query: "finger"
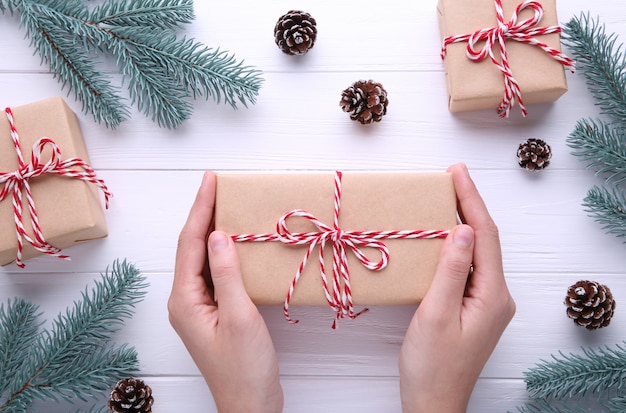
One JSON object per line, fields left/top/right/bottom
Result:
{"left": 421, "top": 224, "right": 475, "bottom": 315}
{"left": 447, "top": 163, "right": 503, "bottom": 275}
{"left": 207, "top": 231, "right": 253, "bottom": 316}
{"left": 173, "top": 171, "right": 217, "bottom": 299}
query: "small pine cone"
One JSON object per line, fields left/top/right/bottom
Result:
{"left": 274, "top": 10, "right": 317, "bottom": 55}
{"left": 109, "top": 377, "right": 154, "bottom": 413}
{"left": 340, "top": 80, "right": 388, "bottom": 124}
{"left": 517, "top": 138, "right": 552, "bottom": 170}
{"left": 564, "top": 280, "right": 616, "bottom": 331}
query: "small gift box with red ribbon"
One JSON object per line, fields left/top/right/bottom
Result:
{"left": 437, "top": 0, "right": 574, "bottom": 117}
{"left": 0, "top": 97, "right": 111, "bottom": 267}
{"left": 216, "top": 171, "right": 457, "bottom": 327}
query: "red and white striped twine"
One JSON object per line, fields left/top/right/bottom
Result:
{"left": 0, "top": 107, "right": 112, "bottom": 268}
{"left": 231, "top": 171, "right": 449, "bottom": 328}
{"left": 440, "top": 0, "right": 575, "bottom": 117}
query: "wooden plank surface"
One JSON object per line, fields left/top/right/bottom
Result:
{"left": 1, "top": 1, "right": 626, "bottom": 411}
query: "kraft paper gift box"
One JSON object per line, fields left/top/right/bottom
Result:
{"left": 0, "top": 97, "right": 108, "bottom": 266}
{"left": 215, "top": 172, "right": 457, "bottom": 306}
{"left": 437, "top": 0, "right": 569, "bottom": 114}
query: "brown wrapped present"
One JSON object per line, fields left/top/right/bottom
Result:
{"left": 0, "top": 97, "right": 111, "bottom": 267}
{"left": 437, "top": 0, "right": 574, "bottom": 116}
{"left": 215, "top": 171, "right": 457, "bottom": 323}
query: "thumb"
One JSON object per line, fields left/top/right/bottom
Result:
{"left": 423, "top": 224, "right": 475, "bottom": 312}
{"left": 207, "top": 231, "right": 252, "bottom": 313}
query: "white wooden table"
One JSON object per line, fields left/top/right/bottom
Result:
{"left": 2, "top": 1, "right": 626, "bottom": 411}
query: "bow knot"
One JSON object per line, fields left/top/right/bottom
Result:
{"left": 276, "top": 208, "right": 391, "bottom": 275}
{"left": 465, "top": 1, "right": 543, "bottom": 63}
{"left": 331, "top": 228, "right": 343, "bottom": 243}
{"left": 275, "top": 206, "right": 390, "bottom": 328}
{"left": 12, "top": 166, "right": 29, "bottom": 182}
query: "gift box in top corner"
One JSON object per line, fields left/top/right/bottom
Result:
{"left": 437, "top": 0, "right": 573, "bottom": 115}
{"left": 0, "top": 97, "right": 110, "bottom": 267}
{"left": 215, "top": 172, "right": 457, "bottom": 309}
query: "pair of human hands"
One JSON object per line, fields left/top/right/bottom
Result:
{"left": 167, "top": 163, "right": 516, "bottom": 413}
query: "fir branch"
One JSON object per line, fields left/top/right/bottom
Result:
{"left": 562, "top": 13, "right": 626, "bottom": 240}
{"left": 510, "top": 399, "right": 588, "bottom": 413}
{"left": 562, "top": 13, "right": 626, "bottom": 124}
{"left": 607, "top": 396, "right": 626, "bottom": 412}
{"left": 30, "top": 344, "right": 138, "bottom": 403}
{"left": 105, "top": 27, "right": 194, "bottom": 128}
{"left": 524, "top": 344, "right": 626, "bottom": 400}
{"left": 0, "top": 299, "right": 42, "bottom": 398}
{"left": 110, "top": 26, "right": 263, "bottom": 107}
{"left": 35, "top": 260, "right": 147, "bottom": 369}
{"left": 90, "top": 0, "right": 194, "bottom": 29}
{"left": 0, "top": 259, "right": 148, "bottom": 412}
{"left": 14, "top": 0, "right": 129, "bottom": 128}
{"left": 584, "top": 185, "right": 626, "bottom": 239}
{"left": 33, "top": 0, "right": 87, "bottom": 18}
{"left": 567, "top": 119, "right": 626, "bottom": 185}
{"left": 1, "top": 0, "right": 263, "bottom": 128}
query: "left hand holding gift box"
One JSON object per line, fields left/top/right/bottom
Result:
{"left": 169, "top": 172, "right": 284, "bottom": 413}
{"left": 169, "top": 164, "right": 515, "bottom": 413}
{"left": 0, "top": 97, "right": 111, "bottom": 267}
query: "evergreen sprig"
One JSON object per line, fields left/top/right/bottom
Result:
{"left": 562, "top": 13, "right": 626, "bottom": 241}
{"left": 511, "top": 399, "right": 588, "bottom": 413}
{"left": 583, "top": 185, "right": 626, "bottom": 239}
{"left": 525, "top": 345, "right": 626, "bottom": 399}
{"left": 0, "top": 299, "right": 42, "bottom": 398}
{"left": 562, "top": 14, "right": 626, "bottom": 123}
{"left": 607, "top": 396, "right": 626, "bottom": 412}
{"left": 0, "top": 0, "right": 263, "bottom": 129}
{"left": 511, "top": 343, "right": 626, "bottom": 413}
{"left": 568, "top": 119, "right": 626, "bottom": 185}
{"left": 0, "top": 259, "right": 148, "bottom": 412}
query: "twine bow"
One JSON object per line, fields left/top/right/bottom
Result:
{"left": 441, "top": 0, "right": 575, "bottom": 117}
{"left": 232, "top": 171, "right": 449, "bottom": 328}
{"left": 0, "top": 107, "right": 112, "bottom": 268}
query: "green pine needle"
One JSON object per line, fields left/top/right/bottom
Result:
{"left": 567, "top": 119, "right": 626, "bottom": 185}
{"left": 38, "top": 259, "right": 147, "bottom": 366}
{"left": 0, "top": 259, "right": 148, "bottom": 412}
{"left": 524, "top": 344, "right": 626, "bottom": 400}
{"left": 607, "top": 396, "right": 626, "bottom": 412}
{"left": 510, "top": 399, "right": 588, "bottom": 413}
{"left": 90, "top": 0, "right": 195, "bottom": 29}
{"left": 562, "top": 13, "right": 626, "bottom": 124}
{"left": 16, "top": 0, "right": 130, "bottom": 128}
{"left": 1, "top": 0, "right": 263, "bottom": 129}
{"left": 584, "top": 185, "right": 626, "bottom": 239}
{"left": 0, "top": 299, "right": 42, "bottom": 398}
{"left": 561, "top": 13, "right": 626, "bottom": 241}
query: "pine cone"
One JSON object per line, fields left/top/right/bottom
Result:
{"left": 517, "top": 138, "right": 552, "bottom": 170}
{"left": 340, "top": 80, "right": 388, "bottom": 124}
{"left": 109, "top": 378, "right": 154, "bottom": 413}
{"left": 564, "top": 280, "right": 616, "bottom": 330}
{"left": 274, "top": 10, "right": 317, "bottom": 55}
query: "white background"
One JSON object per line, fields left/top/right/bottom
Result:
{"left": 1, "top": 1, "right": 626, "bottom": 411}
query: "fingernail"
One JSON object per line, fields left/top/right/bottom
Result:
{"left": 209, "top": 231, "right": 230, "bottom": 251}
{"left": 453, "top": 225, "right": 473, "bottom": 248}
